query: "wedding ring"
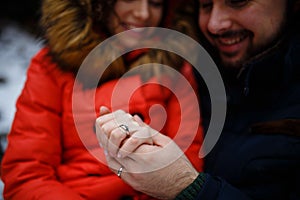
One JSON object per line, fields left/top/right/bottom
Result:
{"left": 119, "top": 124, "right": 130, "bottom": 136}
{"left": 117, "top": 166, "right": 123, "bottom": 178}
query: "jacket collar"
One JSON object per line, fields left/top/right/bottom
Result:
{"left": 232, "top": 33, "right": 300, "bottom": 98}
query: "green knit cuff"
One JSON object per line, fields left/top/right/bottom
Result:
{"left": 175, "top": 172, "right": 206, "bottom": 200}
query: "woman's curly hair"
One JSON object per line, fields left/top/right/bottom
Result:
{"left": 40, "top": 0, "right": 200, "bottom": 86}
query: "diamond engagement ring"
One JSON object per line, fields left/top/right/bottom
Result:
{"left": 119, "top": 124, "right": 130, "bottom": 136}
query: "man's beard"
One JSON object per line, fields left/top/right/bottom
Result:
{"left": 219, "top": 33, "right": 282, "bottom": 70}
{"left": 219, "top": 20, "right": 287, "bottom": 70}
{"left": 220, "top": 51, "right": 250, "bottom": 70}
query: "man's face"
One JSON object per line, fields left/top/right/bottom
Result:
{"left": 198, "top": 0, "right": 287, "bottom": 69}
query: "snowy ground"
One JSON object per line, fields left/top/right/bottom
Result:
{"left": 0, "top": 22, "right": 41, "bottom": 142}
{"left": 0, "top": 21, "right": 42, "bottom": 199}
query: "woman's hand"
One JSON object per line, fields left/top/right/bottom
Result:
{"left": 96, "top": 106, "right": 155, "bottom": 158}
{"left": 95, "top": 106, "right": 198, "bottom": 199}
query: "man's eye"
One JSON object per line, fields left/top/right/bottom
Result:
{"left": 149, "top": 0, "right": 163, "bottom": 8}
{"left": 226, "top": 0, "right": 249, "bottom": 8}
{"left": 199, "top": 2, "right": 213, "bottom": 11}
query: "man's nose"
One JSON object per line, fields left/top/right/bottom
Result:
{"left": 133, "top": 0, "right": 150, "bottom": 20}
{"left": 207, "top": 5, "right": 232, "bottom": 35}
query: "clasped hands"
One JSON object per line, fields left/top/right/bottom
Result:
{"left": 95, "top": 106, "right": 199, "bottom": 199}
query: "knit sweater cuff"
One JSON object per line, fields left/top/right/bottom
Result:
{"left": 175, "top": 172, "right": 206, "bottom": 200}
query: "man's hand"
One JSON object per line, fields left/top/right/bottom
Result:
{"left": 96, "top": 107, "right": 198, "bottom": 199}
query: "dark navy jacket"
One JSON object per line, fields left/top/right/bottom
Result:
{"left": 195, "top": 34, "right": 300, "bottom": 199}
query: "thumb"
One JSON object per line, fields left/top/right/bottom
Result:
{"left": 99, "top": 106, "right": 111, "bottom": 116}
{"left": 150, "top": 129, "right": 173, "bottom": 147}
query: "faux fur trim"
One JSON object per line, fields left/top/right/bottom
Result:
{"left": 39, "top": 0, "right": 199, "bottom": 87}
{"left": 40, "top": 0, "right": 103, "bottom": 72}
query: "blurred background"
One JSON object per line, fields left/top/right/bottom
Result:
{"left": 0, "top": 1, "right": 42, "bottom": 198}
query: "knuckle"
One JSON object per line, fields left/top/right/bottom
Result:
{"left": 115, "top": 109, "right": 125, "bottom": 115}
{"left": 101, "top": 124, "right": 107, "bottom": 132}
{"left": 110, "top": 129, "right": 120, "bottom": 140}
{"left": 128, "top": 137, "right": 139, "bottom": 146}
{"left": 95, "top": 117, "right": 102, "bottom": 125}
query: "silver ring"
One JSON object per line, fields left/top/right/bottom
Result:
{"left": 119, "top": 124, "right": 130, "bottom": 136}
{"left": 117, "top": 167, "right": 123, "bottom": 177}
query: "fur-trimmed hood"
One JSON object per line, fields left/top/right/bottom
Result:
{"left": 40, "top": 0, "right": 106, "bottom": 72}
{"left": 40, "top": 0, "right": 199, "bottom": 76}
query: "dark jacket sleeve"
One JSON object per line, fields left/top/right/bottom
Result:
{"left": 195, "top": 173, "right": 252, "bottom": 200}
{"left": 176, "top": 173, "right": 252, "bottom": 200}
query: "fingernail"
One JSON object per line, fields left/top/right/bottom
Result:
{"left": 100, "top": 106, "right": 106, "bottom": 113}
{"left": 100, "top": 106, "right": 110, "bottom": 114}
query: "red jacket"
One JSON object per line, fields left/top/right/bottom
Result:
{"left": 1, "top": 48, "right": 203, "bottom": 199}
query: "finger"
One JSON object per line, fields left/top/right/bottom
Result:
{"left": 95, "top": 118, "right": 108, "bottom": 148}
{"left": 99, "top": 116, "right": 132, "bottom": 154}
{"left": 105, "top": 153, "right": 122, "bottom": 174}
{"left": 95, "top": 116, "right": 117, "bottom": 151}
{"left": 96, "top": 106, "right": 112, "bottom": 130}
{"left": 106, "top": 153, "right": 135, "bottom": 180}
{"left": 127, "top": 141, "right": 185, "bottom": 174}
{"left": 101, "top": 113, "right": 139, "bottom": 137}
{"left": 118, "top": 126, "right": 153, "bottom": 158}
{"left": 99, "top": 106, "right": 111, "bottom": 116}
{"left": 98, "top": 110, "right": 132, "bottom": 127}
{"left": 101, "top": 119, "right": 119, "bottom": 135}
{"left": 97, "top": 113, "right": 115, "bottom": 127}
{"left": 151, "top": 129, "right": 172, "bottom": 147}
{"left": 118, "top": 137, "right": 151, "bottom": 158}
{"left": 133, "top": 114, "right": 145, "bottom": 126}
{"left": 107, "top": 127, "right": 128, "bottom": 157}
{"left": 96, "top": 117, "right": 123, "bottom": 152}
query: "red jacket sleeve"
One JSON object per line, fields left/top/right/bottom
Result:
{"left": 1, "top": 52, "right": 85, "bottom": 200}
{"left": 0, "top": 49, "right": 138, "bottom": 200}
